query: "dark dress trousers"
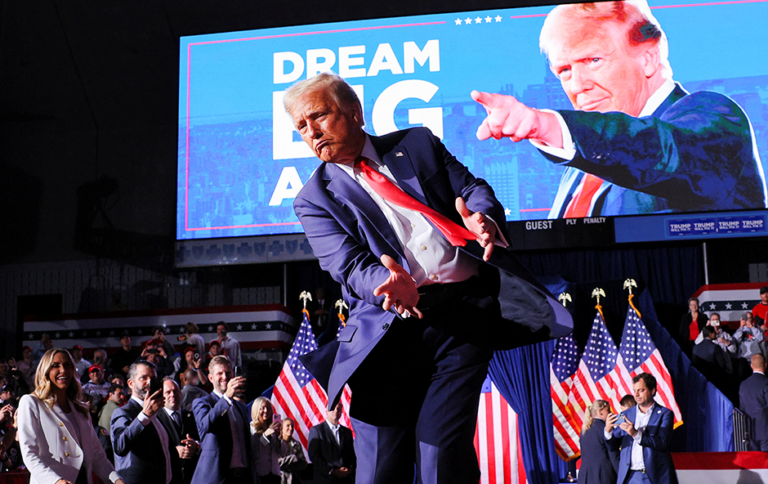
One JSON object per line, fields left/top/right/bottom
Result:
{"left": 739, "top": 371, "right": 768, "bottom": 451}
{"left": 578, "top": 419, "right": 618, "bottom": 484}
{"left": 546, "top": 83, "right": 767, "bottom": 218}
{"left": 111, "top": 398, "right": 180, "bottom": 484}
{"left": 294, "top": 128, "right": 573, "bottom": 483}
{"left": 308, "top": 422, "right": 356, "bottom": 484}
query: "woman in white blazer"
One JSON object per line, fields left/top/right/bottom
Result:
{"left": 17, "top": 348, "right": 126, "bottom": 484}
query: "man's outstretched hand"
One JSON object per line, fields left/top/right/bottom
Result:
{"left": 471, "top": 90, "right": 562, "bottom": 147}
{"left": 456, "top": 197, "right": 496, "bottom": 261}
{"left": 373, "top": 254, "right": 423, "bottom": 319}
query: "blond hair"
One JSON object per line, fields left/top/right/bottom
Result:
{"left": 582, "top": 399, "right": 610, "bottom": 434}
{"left": 33, "top": 348, "right": 89, "bottom": 417}
{"left": 250, "top": 396, "right": 274, "bottom": 432}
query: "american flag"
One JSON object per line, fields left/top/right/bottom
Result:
{"left": 272, "top": 309, "right": 352, "bottom": 454}
{"left": 474, "top": 377, "right": 527, "bottom": 484}
{"left": 568, "top": 310, "right": 626, "bottom": 431}
{"left": 616, "top": 301, "right": 683, "bottom": 427}
{"left": 550, "top": 334, "right": 581, "bottom": 460}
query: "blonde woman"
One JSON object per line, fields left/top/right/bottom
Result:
{"left": 250, "top": 396, "right": 282, "bottom": 484}
{"left": 17, "top": 348, "right": 125, "bottom": 484}
{"left": 578, "top": 399, "right": 619, "bottom": 484}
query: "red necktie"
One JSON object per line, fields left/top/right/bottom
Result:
{"left": 564, "top": 173, "right": 603, "bottom": 218}
{"left": 358, "top": 159, "right": 477, "bottom": 247}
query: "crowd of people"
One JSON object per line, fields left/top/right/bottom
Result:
{"left": 680, "top": 287, "right": 768, "bottom": 402}
{"left": 0, "top": 321, "right": 357, "bottom": 484}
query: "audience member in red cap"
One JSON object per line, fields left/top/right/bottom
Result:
{"left": 71, "top": 344, "right": 92, "bottom": 380}
{"left": 83, "top": 364, "right": 111, "bottom": 401}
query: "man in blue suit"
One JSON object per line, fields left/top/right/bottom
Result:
{"left": 286, "top": 73, "right": 572, "bottom": 483}
{"left": 190, "top": 355, "right": 255, "bottom": 484}
{"left": 111, "top": 360, "right": 180, "bottom": 484}
{"left": 472, "top": 0, "right": 767, "bottom": 218}
{"left": 605, "top": 373, "right": 677, "bottom": 484}
{"left": 739, "top": 354, "right": 768, "bottom": 451}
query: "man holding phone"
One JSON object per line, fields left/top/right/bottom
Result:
{"left": 112, "top": 360, "right": 180, "bottom": 484}
{"left": 191, "top": 355, "right": 256, "bottom": 484}
{"left": 604, "top": 373, "right": 677, "bottom": 484}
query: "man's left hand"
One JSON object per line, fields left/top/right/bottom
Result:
{"left": 619, "top": 419, "right": 638, "bottom": 438}
{"left": 456, "top": 197, "right": 496, "bottom": 261}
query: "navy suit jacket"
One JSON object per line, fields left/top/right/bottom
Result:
{"left": 294, "top": 127, "right": 573, "bottom": 407}
{"left": 111, "top": 398, "right": 179, "bottom": 484}
{"left": 578, "top": 419, "right": 618, "bottom": 484}
{"left": 307, "top": 423, "right": 356, "bottom": 484}
{"left": 190, "top": 392, "right": 256, "bottom": 484}
{"left": 547, "top": 83, "right": 767, "bottom": 218}
{"left": 739, "top": 372, "right": 768, "bottom": 441}
{"left": 607, "top": 404, "right": 678, "bottom": 484}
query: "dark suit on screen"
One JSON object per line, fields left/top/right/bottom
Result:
{"left": 157, "top": 408, "right": 200, "bottom": 484}
{"left": 111, "top": 398, "right": 180, "bottom": 484}
{"left": 578, "top": 419, "right": 618, "bottom": 484}
{"left": 190, "top": 392, "right": 257, "bottom": 484}
{"left": 739, "top": 371, "right": 768, "bottom": 451}
{"left": 546, "top": 84, "right": 767, "bottom": 218}
{"left": 294, "top": 127, "right": 572, "bottom": 482}
{"left": 607, "top": 405, "right": 677, "bottom": 484}
{"left": 307, "top": 422, "right": 356, "bottom": 484}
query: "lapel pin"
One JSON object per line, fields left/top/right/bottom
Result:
{"left": 395, "top": 152, "right": 404, "bottom": 157}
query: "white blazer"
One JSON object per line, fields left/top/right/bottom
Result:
{"left": 17, "top": 394, "right": 121, "bottom": 484}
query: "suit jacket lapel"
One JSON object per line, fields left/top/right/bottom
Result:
{"left": 158, "top": 410, "right": 181, "bottom": 445}
{"left": 374, "top": 140, "right": 429, "bottom": 207}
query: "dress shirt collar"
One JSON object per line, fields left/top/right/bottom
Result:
{"left": 639, "top": 79, "right": 676, "bottom": 117}
{"left": 636, "top": 401, "right": 656, "bottom": 417}
{"left": 163, "top": 407, "right": 179, "bottom": 418}
{"left": 336, "top": 135, "right": 380, "bottom": 178}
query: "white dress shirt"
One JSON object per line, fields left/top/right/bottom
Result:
{"left": 335, "top": 136, "right": 508, "bottom": 288}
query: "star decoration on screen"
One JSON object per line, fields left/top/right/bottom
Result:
{"left": 495, "top": 15, "right": 502, "bottom": 22}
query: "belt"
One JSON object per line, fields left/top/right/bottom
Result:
{"left": 229, "top": 468, "right": 247, "bottom": 477}
{"left": 629, "top": 468, "right": 646, "bottom": 474}
{"left": 417, "top": 277, "right": 478, "bottom": 311}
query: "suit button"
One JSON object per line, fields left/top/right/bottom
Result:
{"left": 62, "top": 437, "right": 68, "bottom": 441}
{"left": 382, "top": 323, "right": 390, "bottom": 330}
{"left": 65, "top": 452, "right": 70, "bottom": 457}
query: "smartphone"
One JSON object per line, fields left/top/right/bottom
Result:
{"left": 234, "top": 366, "right": 245, "bottom": 378}
{"left": 148, "top": 377, "right": 163, "bottom": 398}
{"left": 273, "top": 413, "right": 282, "bottom": 422}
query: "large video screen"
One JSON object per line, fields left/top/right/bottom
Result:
{"left": 177, "top": 0, "right": 768, "bottom": 241}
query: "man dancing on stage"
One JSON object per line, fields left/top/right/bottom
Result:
{"left": 286, "top": 72, "right": 572, "bottom": 483}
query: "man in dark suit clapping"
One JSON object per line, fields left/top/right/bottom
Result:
{"left": 739, "top": 354, "right": 768, "bottom": 451}
{"left": 158, "top": 378, "right": 200, "bottom": 484}
{"left": 308, "top": 402, "right": 355, "bottom": 484}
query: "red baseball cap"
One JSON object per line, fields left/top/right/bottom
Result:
{"left": 88, "top": 364, "right": 103, "bottom": 373}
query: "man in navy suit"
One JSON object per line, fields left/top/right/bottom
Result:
{"left": 286, "top": 73, "right": 572, "bottom": 483}
{"left": 605, "top": 373, "right": 677, "bottom": 484}
{"left": 307, "top": 402, "right": 356, "bottom": 484}
{"left": 111, "top": 360, "right": 179, "bottom": 484}
{"left": 739, "top": 354, "right": 768, "bottom": 451}
{"left": 190, "top": 355, "right": 255, "bottom": 484}
{"left": 472, "top": 0, "right": 766, "bottom": 218}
